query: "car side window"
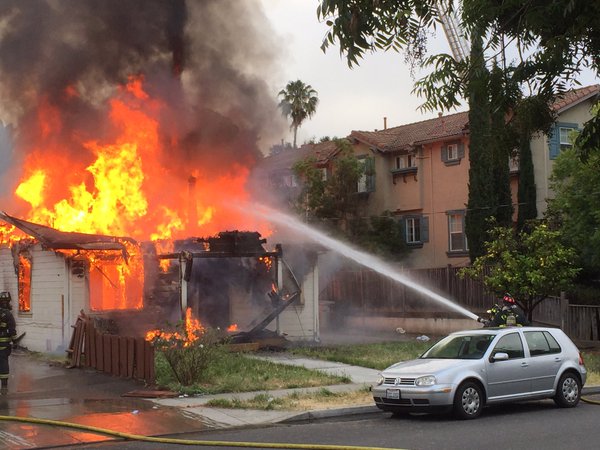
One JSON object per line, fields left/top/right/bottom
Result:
{"left": 524, "top": 331, "right": 551, "bottom": 356}
{"left": 543, "top": 331, "right": 562, "bottom": 354}
{"left": 524, "top": 331, "right": 562, "bottom": 356}
{"left": 492, "top": 333, "right": 524, "bottom": 359}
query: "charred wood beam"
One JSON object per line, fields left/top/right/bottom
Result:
{"left": 157, "top": 250, "right": 281, "bottom": 260}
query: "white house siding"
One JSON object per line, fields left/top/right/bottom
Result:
{"left": 15, "top": 246, "right": 68, "bottom": 353}
{"left": 0, "top": 246, "right": 18, "bottom": 310}
{"left": 267, "top": 265, "right": 319, "bottom": 342}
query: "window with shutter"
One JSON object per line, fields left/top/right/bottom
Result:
{"left": 549, "top": 122, "right": 579, "bottom": 159}
{"left": 442, "top": 141, "right": 463, "bottom": 166}
{"left": 447, "top": 210, "right": 468, "bottom": 253}
{"left": 403, "top": 215, "right": 428, "bottom": 246}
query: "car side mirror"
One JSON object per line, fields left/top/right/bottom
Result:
{"left": 491, "top": 352, "right": 509, "bottom": 362}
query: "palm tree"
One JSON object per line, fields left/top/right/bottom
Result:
{"left": 278, "top": 80, "right": 319, "bottom": 148}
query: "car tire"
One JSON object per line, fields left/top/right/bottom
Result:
{"left": 453, "top": 381, "right": 483, "bottom": 420}
{"left": 553, "top": 372, "right": 581, "bottom": 408}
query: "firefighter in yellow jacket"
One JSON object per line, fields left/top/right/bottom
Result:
{"left": 0, "top": 291, "right": 17, "bottom": 393}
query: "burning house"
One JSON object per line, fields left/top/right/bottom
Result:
{"left": 0, "top": 1, "right": 320, "bottom": 356}
{"left": 0, "top": 213, "right": 321, "bottom": 354}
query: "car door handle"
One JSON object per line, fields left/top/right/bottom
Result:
{"left": 554, "top": 357, "right": 563, "bottom": 362}
{"left": 521, "top": 362, "right": 529, "bottom": 367}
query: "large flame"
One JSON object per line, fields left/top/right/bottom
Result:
{"left": 13, "top": 75, "right": 267, "bottom": 241}
{"left": 4, "top": 76, "right": 270, "bottom": 311}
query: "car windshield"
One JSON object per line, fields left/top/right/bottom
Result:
{"left": 420, "top": 334, "right": 496, "bottom": 359}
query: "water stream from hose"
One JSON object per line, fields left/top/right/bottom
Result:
{"left": 255, "top": 205, "right": 479, "bottom": 321}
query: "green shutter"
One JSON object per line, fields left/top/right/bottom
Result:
{"left": 421, "top": 215, "right": 429, "bottom": 242}
{"left": 366, "top": 157, "right": 376, "bottom": 192}
{"left": 548, "top": 124, "right": 560, "bottom": 159}
{"left": 458, "top": 143, "right": 465, "bottom": 159}
{"left": 441, "top": 145, "right": 448, "bottom": 162}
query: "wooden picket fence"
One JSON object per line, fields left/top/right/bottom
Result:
{"left": 67, "top": 312, "right": 155, "bottom": 384}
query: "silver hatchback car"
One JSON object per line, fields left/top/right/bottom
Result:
{"left": 372, "top": 327, "right": 586, "bottom": 419}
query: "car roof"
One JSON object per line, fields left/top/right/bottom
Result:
{"left": 449, "top": 327, "right": 565, "bottom": 336}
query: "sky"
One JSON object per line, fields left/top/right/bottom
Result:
{"left": 260, "top": 0, "right": 599, "bottom": 147}
{"left": 260, "top": 0, "right": 458, "bottom": 145}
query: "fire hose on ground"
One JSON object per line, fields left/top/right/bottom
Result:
{"left": 0, "top": 414, "right": 404, "bottom": 450}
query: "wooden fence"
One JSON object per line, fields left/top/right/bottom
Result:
{"left": 322, "top": 266, "right": 496, "bottom": 317}
{"left": 67, "top": 313, "right": 155, "bottom": 384}
{"left": 534, "top": 296, "right": 600, "bottom": 342}
{"left": 323, "top": 267, "right": 600, "bottom": 342}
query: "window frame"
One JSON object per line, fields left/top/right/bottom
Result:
{"left": 559, "top": 127, "right": 577, "bottom": 151}
{"left": 17, "top": 252, "right": 33, "bottom": 315}
{"left": 447, "top": 210, "right": 468, "bottom": 254}
{"left": 405, "top": 217, "right": 420, "bottom": 244}
{"left": 524, "top": 331, "right": 562, "bottom": 356}
{"left": 447, "top": 143, "right": 459, "bottom": 161}
{"left": 492, "top": 332, "right": 525, "bottom": 360}
{"left": 357, "top": 155, "right": 375, "bottom": 193}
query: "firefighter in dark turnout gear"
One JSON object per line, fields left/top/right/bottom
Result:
{"left": 487, "top": 293, "right": 529, "bottom": 327}
{"left": 0, "top": 291, "right": 17, "bottom": 393}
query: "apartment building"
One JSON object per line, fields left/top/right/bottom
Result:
{"left": 257, "top": 85, "right": 599, "bottom": 269}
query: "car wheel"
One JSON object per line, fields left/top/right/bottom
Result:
{"left": 553, "top": 372, "right": 581, "bottom": 408}
{"left": 453, "top": 381, "right": 483, "bottom": 420}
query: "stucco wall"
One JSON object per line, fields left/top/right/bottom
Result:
{"left": 407, "top": 139, "right": 471, "bottom": 269}
{"left": 532, "top": 98, "right": 596, "bottom": 217}
{"left": 0, "top": 246, "right": 18, "bottom": 311}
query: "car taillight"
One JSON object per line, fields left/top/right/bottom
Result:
{"left": 579, "top": 352, "right": 585, "bottom": 366}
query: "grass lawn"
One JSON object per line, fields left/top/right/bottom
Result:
{"left": 154, "top": 349, "right": 351, "bottom": 395}
{"left": 206, "top": 386, "right": 373, "bottom": 411}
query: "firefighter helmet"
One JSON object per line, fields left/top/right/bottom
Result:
{"left": 0, "top": 291, "right": 12, "bottom": 309}
{"left": 503, "top": 293, "right": 515, "bottom": 305}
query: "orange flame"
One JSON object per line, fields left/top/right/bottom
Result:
{"left": 5, "top": 75, "right": 272, "bottom": 312}
{"left": 258, "top": 256, "right": 273, "bottom": 271}
{"left": 145, "top": 307, "right": 205, "bottom": 348}
{"left": 227, "top": 324, "right": 239, "bottom": 332}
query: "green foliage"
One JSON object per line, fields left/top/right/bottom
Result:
{"left": 576, "top": 105, "right": 600, "bottom": 162}
{"left": 516, "top": 137, "right": 537, "bottom": 230}
{"left": 293, "top": 139, "right": 362, "bottom": 221}
{"left": 318, "top": 0, "right": 600, "bottom": 156}
{"left": 278, "top": 80, "right": 319, "bottom": 148}
{"left": 149, "top": 324, "right": 226, "bottom": 386}
{"left": 547, "top": 146, "right": 600, "bottom": 277}
{"left": 465, "top": 31, "right": 494, "bottom": 261}
{"left": 348, "top": 212, "right": 410, "bottom": 260}
{"left": 489, "top": 63, "right": 514, "bottom": 227}
{"left": 460, "top": 221, "right": 581, "bottom": 320}
{"left": 293, "top": 141, "right": 409, "bottom": 260}
{"left": 154, "top": 349, "right": 350, "bottom": 394}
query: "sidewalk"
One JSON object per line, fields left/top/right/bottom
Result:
{"left": 151, "top": 352, "right": 600, "bottom": 429}
{"left": 151, "top": 353, "right": 381, "bottom": 428}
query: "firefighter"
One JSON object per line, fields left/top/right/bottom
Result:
{"left": 0, "top": 291, "right": 17, "bottom": 393}
{"left": 487, "top": 293, "right": 529, "bottom": 327}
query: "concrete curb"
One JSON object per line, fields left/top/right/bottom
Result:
{"left": 279, "top": 385, "right": 600, "bottom": 424}
{"left": 280, "top": 405, "right": 381, "bottom": 424}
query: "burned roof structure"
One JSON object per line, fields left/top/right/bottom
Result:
{"left": 0, "top": 211, "right": 135, "bottom": 253}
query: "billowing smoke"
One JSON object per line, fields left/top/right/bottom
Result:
{"left": 0, "top": 0, "right": 286, "bottom": 212}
